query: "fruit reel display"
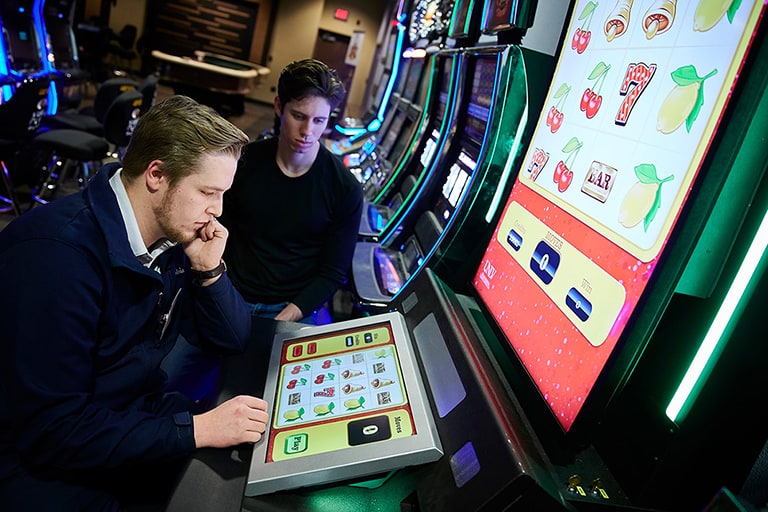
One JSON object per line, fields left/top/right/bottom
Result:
{"left": 245, "top": 312, "right": 442, "bottom": 496}
{"left": 472, "top": 0, "right": 765, "bottom": 433}
{"left": 642, "top": 0, "right": 677, "bottom": 39}
{"left": 604, "top": 0, "right": 633, "bottom": 41}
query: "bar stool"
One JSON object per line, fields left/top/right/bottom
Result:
{"left": 30, "top": 89, "right": 143, "bottom": 203}
{"left": 0, "top": 77, "right": 50, "bottom": 216}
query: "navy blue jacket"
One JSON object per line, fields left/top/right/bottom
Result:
{"left": 0, "top": 163, "right": 251, "bottom": 498}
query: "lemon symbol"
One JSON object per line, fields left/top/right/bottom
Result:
{"left": 313, "top": 402, "right": 335, "bottom": 415}
{"left": 656, "top": 65, "right": 717, "bottom": 134}
{"left": 693, "top": 0, "right": 734, "bottom": 32}
{"left": 344, "top": 397, "right": 365, "bottom": 410}
{"left": 618, "top": 164, "right": 674, "bottom": 231}
{"left": 283, "top": 407, "right": 304, "bottom": 421}
{"left": 657, "top": 83, "right": 700, "bottom": 134}
{"left": 618, "top": 182, "right": 659, "bottom": 228}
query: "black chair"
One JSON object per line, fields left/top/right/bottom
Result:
{"left": 137, "top": 73, "right": 159, "bottom": 115}
{"left": 0, "top": 78, "right": 50, "bottom": 215}
{"left": 30, "top": 89, "right": 143, "bottom": 203}
{"left": 40, "top": 77, "right": 139, "bottom": 136}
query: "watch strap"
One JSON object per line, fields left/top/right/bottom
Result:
{"left": 191, "top": 260, "right": 227, "bottom": 283}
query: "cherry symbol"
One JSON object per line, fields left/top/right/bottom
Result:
{"left": 549, "top": 110, "right": 564, "bottom": 133}
{"left": 557, "top": 165, "right": 574, "bottom": 192}
{"left": 580, "top": 88, "right": 592, "bottom": 111}
{"left": 571, "top": 28, "right": 582, "bottom": 50}
{"left": 576, "top": 30, "right": 591, "bottom": 54}
{"left": 585, "top": 92, "right": 602, "bottom": 118}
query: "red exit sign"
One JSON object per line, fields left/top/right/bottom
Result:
{"left": 335, "top": 8, "right": 349, "bottom": 21}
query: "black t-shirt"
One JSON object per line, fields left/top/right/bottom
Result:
{"left": 221, "top": 137, "right": 363, "bottom": 315}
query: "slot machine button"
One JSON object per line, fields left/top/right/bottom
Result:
{"left": 292, "top": 345, "right": 303, "bottom": 358}
{"left": 307, "top": 342, "right": 317, "bottom": 354}
{"left": 345, "top": 336, "right": 354, "bottom": 347}
{"left": 364, "top": 332, "right": 373, "bottom": 343}
{"left": 530, "top": 240, "right": 561, "bottom": 284}
{"left": 506, "top": 228, "right": 523, "bottom": 251}
{"left": 566, "top": 288, "right": 592, "bottom": 322}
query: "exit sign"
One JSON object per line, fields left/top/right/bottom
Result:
{"left": 335, "top": 8, "right": 349, "bottom": 21}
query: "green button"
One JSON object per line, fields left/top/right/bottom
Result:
{"left": 284, "top": 433, "right": 308, "bottom": 454}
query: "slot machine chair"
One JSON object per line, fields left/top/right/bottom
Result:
{"left": 0, "top": 77, "right": 50, "bottom": 216}
{"left": 29, "top": 89, "right": 143, "bottom": 203}
{"left": 40, "top": 77, "right": 139, "bottom": 136}
{"left": 137, "top": 73, "right": 159, "bottom": 115}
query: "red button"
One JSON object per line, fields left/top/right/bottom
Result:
{"left": 292, "top": 345, "right": 303, "bottom": 358}
{"left": 308, "top": 342, "right": 317, "bottom": 354}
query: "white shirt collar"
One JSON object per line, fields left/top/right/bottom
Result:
{"left": 109, "top": 168, "right": 176, "bottom": 269}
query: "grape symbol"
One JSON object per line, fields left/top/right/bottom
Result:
{"left": 656, "top": 65, "right": 717, "bottom": 134}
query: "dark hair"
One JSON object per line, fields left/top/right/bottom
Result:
{"left": 121, "top": 95, "right": 248, "bottom": 185}
{"left": 277, "top": 58, "right": 346, "bottom": 111}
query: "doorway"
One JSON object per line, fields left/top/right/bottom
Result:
{"left": 313, "top": 29, "right": 353, "bottom": 122}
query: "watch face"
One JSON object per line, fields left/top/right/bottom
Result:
{"left": 408, "top": 0, "right": 450, "bottom": 44}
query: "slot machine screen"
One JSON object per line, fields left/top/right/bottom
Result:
{"left": 246, "top": 313, "right": 441, "bottom": 496}
{"left": 379, "top": 111, "right": 408, "bottom": 157}
{"left": 416, "top": 55, "right": 455, "bottom": 170}
{"left": 2, "top": 13, "right": 41, "bottom": 73}
{"left": 394, "top": 57, "right": 413, "bottom": 97}
{"left": 448, "top": 0, "right": 472, "bottom": 39}
{"left": 482, "top": 0, "right": 537, "bottom": 34}
{"left": 419, "top": 128, "right": 440, "bottom": 167}
{"left": 434, "top": 54, "right": 454, "bottom": 125}
{"left": 472, "top": 1, "right": 765, "bottom": 433}
{"left": 44, "top": 13, "right": 76, "bottom": 69}
{"left": 402, "top": 57, "right": 426, "bottom": 102}
{"left": 435, "top": 151, "right": 476, "bottom": 223}
{"left": 387, "top": 117, "right": 415, "bottom": 166}
{"left": 464, "top": 53, "right": 497, "bottom": 146}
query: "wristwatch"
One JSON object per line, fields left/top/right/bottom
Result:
{"left": 191, "top": 260, "right": 227, "bottom": 283}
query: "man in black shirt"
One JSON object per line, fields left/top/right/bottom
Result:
{"left": 221, "top": 58, "right": 363, "bottom": 323}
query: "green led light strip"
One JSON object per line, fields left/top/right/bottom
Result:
{"left": 666, "top": 206, "right": 768, "bottom": 423}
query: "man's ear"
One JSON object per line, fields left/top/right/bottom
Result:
{"left": 145, "top": 160, "right": 165, "bottom": 192}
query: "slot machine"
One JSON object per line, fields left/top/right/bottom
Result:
{"left": 453, "top": 0, "right": 767, "bottom": 509}
{"left": 0, "top": 0, "right": 44, "bottom": 101}
{"left": 350, "top": 0, "right": 554, "bottom": 310}
{"left": 38, "top": 0, "right": 87, "bottom": 112}
{"left": 328, "top": 0, "right": 410, "bottom": 152}
{"left": 357, "top": 49, "right": 459, "bottom": 223}
{"left": 336, "top": 0, "right": 457, "bottom": 194}
{"left": 172, "top": 1, "right": 768, "bottom": 511}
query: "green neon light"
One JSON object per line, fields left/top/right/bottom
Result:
{"left": 666, "top": 206, "right": 768, "bottom": 423}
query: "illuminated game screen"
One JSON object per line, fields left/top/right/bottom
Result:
{"left": 483, "top": 0, "right": 514, "bottom": 33}
{"left": 434, "top": 151, "right": 476, "bottom": 224}
{"left": 247, "top": 313, "right": 441, "bottom": 496}
{"left": 472, "top": 1, "right": 765, "bottom": 432}
{"left": 464, "top": 54, "right": 497, "bottom": 146}
{"left": 448, "top": 0, "right": 472, "bottom": 39}
{"left": 379, "top": 111, "right": 407, "bottom": 157}
{"left": 1, "top": 11, "right": 41, "bottom": 73}
{"left": 402, "top": 57, "right": 426, "bottom": 102}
